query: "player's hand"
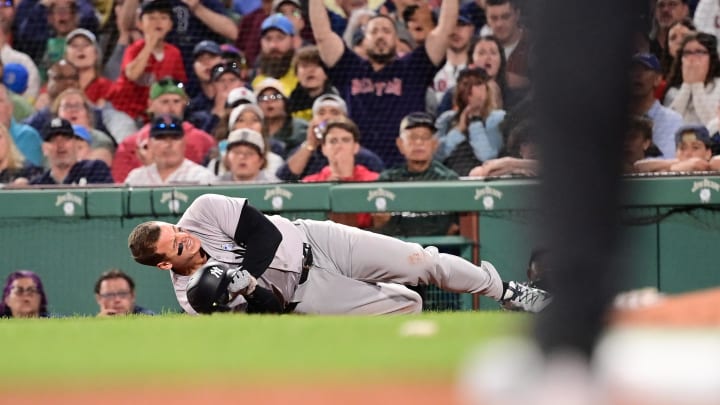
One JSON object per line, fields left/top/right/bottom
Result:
{"left": 228, "top": 268, "right": 257, "bottom": 296}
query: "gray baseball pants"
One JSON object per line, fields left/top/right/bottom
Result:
{"left": 290, "top": 219, "right": 504, "bottom": 315}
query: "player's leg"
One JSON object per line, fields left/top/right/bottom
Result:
{"left": 291, "top": 266, "right": 422, "bottom": 315}
{"left": 296, "top": 219, "right": 503, "bottom": 298}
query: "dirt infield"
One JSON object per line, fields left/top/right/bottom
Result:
{"left": 0, "top": 380, "right": 459, "bottom": 405}
{"left": 611, "top": 287, "right": 720, "bottom": 327}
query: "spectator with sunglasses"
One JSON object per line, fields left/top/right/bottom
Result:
{"left": 124, "top": 113, "right": 215, "bottom": 185}
{"left": 254, "top": 78, "right": 307, "bottom": 156}
{"left": 107, "top": 0, "right": 187, "bottom": 121}
{"left": 94, "top": 269, "right": 155, "bottom": 316}
{"left": 185, "top": 40, "right": 223, "bottom": 122}
{"left": 1, "top": 270, "right": 51, "bottom": 318}
{"left": 111, "top": 79, "right": 215, "bottom": 183}
{"left": 189, "top": 61, "right": 247, "bottom": 134}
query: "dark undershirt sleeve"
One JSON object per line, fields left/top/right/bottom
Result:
{"left": 233, "top": 202, "right": 283, "bottom": 278}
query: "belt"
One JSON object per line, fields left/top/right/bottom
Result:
{"left": 300, "top": 243, "right": 313, "bottom": 285}
{"left": 285, "top": 243, "right": 313, "bottom": 314}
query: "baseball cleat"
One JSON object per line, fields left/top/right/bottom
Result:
{"left": 500, "top": 281, "right": 552, "bottom": 313}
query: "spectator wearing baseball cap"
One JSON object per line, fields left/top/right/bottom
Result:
{"left": 30, "top": 117, "right": 114, "bottom": 185}
{"left": 287, "top": 46, "right": 337, "bottom": 122}
{"left": 0, "top": 19, "right": 42, "bottom": 102}
{"left": 277, "top": 93, "right": 385, "bottom": 182}
{"left": 431, "top": 12, "right": 475, "bottom": 108}
{"left": 252, "top": 13, "right": 299, "bottom": 94}
{"left": 374, "top": 110, "right": 459, "bottom": 246}
{"left": 64, "top": 28, "right": 113, "bottom": 105}
{"left": 124, "top": 113, "right": 216, "bottom": 185}
{"left": 634, "top": 124, "right": 717, "bottom": 173}
{"left": 216, "top": 128, "right": 279, "bottom": 183}
{"left": 629, "top": 52, "right": 683, "bottom": 159}
{"left": 188, "top": 40, "right": 223, "bottom": 110}
{"left": 111, "top": 78, "right": 216, "bottom": 183}
{"left": 187, "top": 61, "right": 247, "bottom": 135}
{"left": 272, "top": 0, "right": 311, "bottom": 48}
{"left": 254, "top": 77, "right": 308, "bottom": 156}
{"left": 106, "top": 0, "right": 187, "bottom": 121}
{"left": 0, "top": 61, "right": 34, "bottom": 123}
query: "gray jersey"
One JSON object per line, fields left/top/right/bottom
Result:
{"left": 170, "top": 194, "right": 305, "bottom": 314}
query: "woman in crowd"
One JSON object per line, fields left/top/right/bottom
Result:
{"left": 664, "top": 32, "right": 720, "bottom": 126}
{"left": 438, "top": 35, "right": 510, "bottom": 114}
{"left": 64, "top": 28, "right": 113, "bottom": 105}
{"left": 51, "top": 88, "right": 116, "bottom": 166}
{"left": 435, "top": 67, "right": 506, "bottom": 176}
{"left": 659, "top": 18, "right": 696, "bottom": 99}
{"left": 0, "top": 124, "right": 43, "bottom": 184}
{"left": 0, "top": 270, "right": 50, "bottom": 318}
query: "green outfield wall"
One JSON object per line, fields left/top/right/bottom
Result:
{"left": 2, "top": 176, "right": 719, "bottom": 316}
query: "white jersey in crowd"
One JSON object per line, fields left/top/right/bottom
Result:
{"left": 125, "top": 159, "right": 216, "bottom": 185}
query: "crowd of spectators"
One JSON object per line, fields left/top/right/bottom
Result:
{"left": 0, "top": 0, "right": 720, "bottom": 192}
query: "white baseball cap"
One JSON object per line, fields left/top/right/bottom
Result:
{"left": 226, "top": 128, "right": 265, "bottom": 154}
{"left": 253, "top": 77, "right": 288, "bottom": 97}
{"left": 228, "top": 104, "right": 264, "bottom": 128}
{"left": 226, "top": 87, "right": 257, "bottom": 108}
{"left": 312, "top": 94, "right": 348, "bottom": 116}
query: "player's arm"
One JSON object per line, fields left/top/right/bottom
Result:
{"left": 424, "top": 0, "right": 458, "bottom": 66}
{"left": 309, "top": 0, "right": 344, "bottom": 67}
{"left": 233, "top": 202, "right": 282, "bottom": 278}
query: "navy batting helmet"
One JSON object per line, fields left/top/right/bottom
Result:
{"left": 186, "top": 260, "right": 234, "bottom": 314}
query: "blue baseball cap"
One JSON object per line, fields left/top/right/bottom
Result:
{"left": 261, "top": 13, "right": 295, "bottom": 36}
{"left": 192, "top": 40, "right": 221, "bottom": 59}
{"left": 675, "top": 125, "right": 712, "bottom": 146}
{"left": 457, "top": 13, "right": 474, "bottom": 26}
{"left": 632, "top": 53, "right": 661, "bottom": 72}
{"left": 3, "top": 63, "right": 28, "bottom": 94}
{"left": 72, "top": 124, "right": 93, "bottom": 145}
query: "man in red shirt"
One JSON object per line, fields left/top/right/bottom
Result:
{"left": 111, "top": 79, "right": 215, "bottom": 183}
{"left": 107, "top": 0, "right": 187, "bottom": 120}
{"left": 302, "top": 118, "right": 378, "bottom": 228}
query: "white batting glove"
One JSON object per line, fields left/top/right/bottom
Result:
{"left": 227, "top": 269, "right": 257, "bottom": 296}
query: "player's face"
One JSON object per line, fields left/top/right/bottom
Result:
{"left": 226, "top": 144, "right": 264, "bottom": 181}
{"left": 397, "top": 126, "right": 437, "bottom": 162}
{"left": 153, "top": 223, "right": 204, "bottom": 273}
{"left": 4, "top": 277, "right": 41, "bottom": 317}
{"left": 676, "top": 133, "right": 712, "bottom": 161}
{"left": 96, "top": 278, "right": 136, "bottom": 316}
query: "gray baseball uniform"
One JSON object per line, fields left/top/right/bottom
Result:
{"left": 171, "top": 194, "right": 504, "bottom": 315}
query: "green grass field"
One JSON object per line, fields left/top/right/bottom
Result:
{"left": 0, "top": 312, "right": 528, "bottom": 387}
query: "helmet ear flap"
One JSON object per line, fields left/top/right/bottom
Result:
{"left": 186, "top": 260, "right": 234, "bottom": 314}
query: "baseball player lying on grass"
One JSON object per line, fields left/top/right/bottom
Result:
{"left": 128, "top": 194, "right": 551, "bottom": 315}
